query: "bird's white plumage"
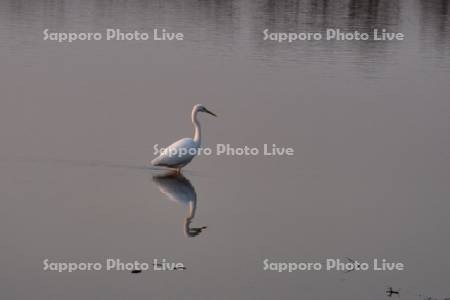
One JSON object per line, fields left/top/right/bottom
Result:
{"left": 151, "top": 104, "right": 216, "bottom": 171}
{"left": 151, "top": 137, "right": 198, "bottom": 168}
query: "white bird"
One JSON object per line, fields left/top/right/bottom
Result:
{"left": 151, "top": 104, "right": 217, "bottom": 173}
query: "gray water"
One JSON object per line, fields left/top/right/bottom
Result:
{"left": 0, "top": 0, "right": 449, "bottom": 299}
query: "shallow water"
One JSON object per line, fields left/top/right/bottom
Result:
{"left": 0, "top": 0, "right": 449, "bottom": 299}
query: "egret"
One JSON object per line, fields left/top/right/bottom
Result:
{"left": 151, "top": 104, "right": 217, "bottom": 173}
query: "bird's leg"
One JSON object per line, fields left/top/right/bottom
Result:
{"left": 167, "top": 167, "right": 181, "bottom": 174}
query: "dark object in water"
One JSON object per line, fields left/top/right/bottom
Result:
{"left": 386, "top": 287, "right": 400, "bottom": 297}
{"left": 131, "top": 269, "right": 142, "bottom": 274}
{"left": 343, "top": 257, "right": 360, "bottom": 273}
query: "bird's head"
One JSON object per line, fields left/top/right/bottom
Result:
{"left": 193, "top": 104, "right": 217, "bottom": 117}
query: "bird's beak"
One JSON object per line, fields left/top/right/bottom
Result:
{"left": 204, "top": 108, "right": 217, "bottom": 117}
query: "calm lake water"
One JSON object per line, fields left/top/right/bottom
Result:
{"left": 0, "top": 0, "right": 449, "bottom": 299}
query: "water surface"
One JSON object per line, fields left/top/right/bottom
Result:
{"left": 0, "top": 0, "right": 449, "bottom": 299}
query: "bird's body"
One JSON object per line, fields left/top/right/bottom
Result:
{"left": 151, "top": 104, "right": 217, "bottom": 172}
{"left": 151, "top": 137, "right": 197, "bottom": 169}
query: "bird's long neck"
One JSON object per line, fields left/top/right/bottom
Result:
{"left": 192, "top": 110, "right": 201, "bottom": 146}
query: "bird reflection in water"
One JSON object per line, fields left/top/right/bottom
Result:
{"left": 152, "top": 173, "right": 207, "bottom": 238}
